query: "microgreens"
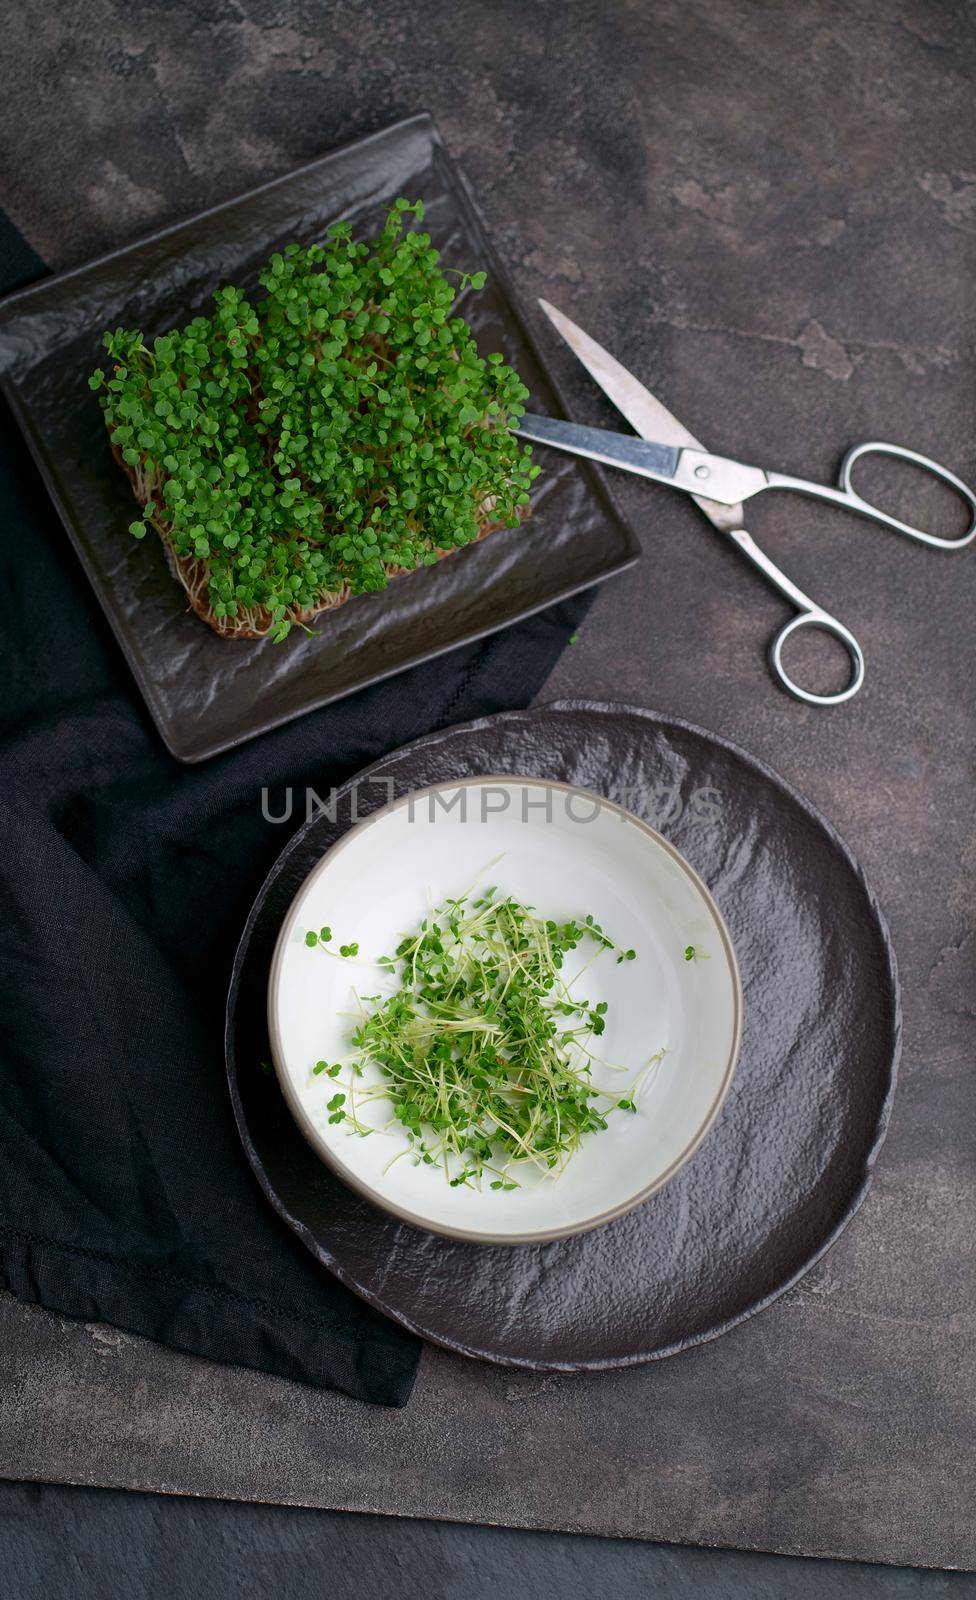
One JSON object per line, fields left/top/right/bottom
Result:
{"left": 90, "top": 198, "right": 538, "bottom": 641}
{"left": 308, "top": 887, "right": 661, "bottom": 1190}
{"left": 305, "top": 930, "right": 359, "bottom": 959}
{"left": 683, "top": 945, "right": 709, "bottom": 961}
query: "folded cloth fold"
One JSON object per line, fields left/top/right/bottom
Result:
{"left": 0, "top": 211, "right": 593, "bottom": 1403}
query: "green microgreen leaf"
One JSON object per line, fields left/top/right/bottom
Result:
{"left": 308, "top": 886, "right": 658, "bottom": 1190}
{"left": 91, "top": 201, "right": 534, "bottom": 640}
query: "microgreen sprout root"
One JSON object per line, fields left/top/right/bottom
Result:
{"left": 305, "top": 888, "right": 661, "bottom": 1191}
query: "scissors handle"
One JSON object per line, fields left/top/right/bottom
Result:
{"left": 766, "top": 441, "right": 976, "bottom": 550}
{"left": 726, "top": 528, "right": 865, "bottom": 705}
{"left": 769, "top": 611, "right": 864, "bottom": 706}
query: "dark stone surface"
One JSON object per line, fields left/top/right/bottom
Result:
{"left": 1, "top": 1480, "right": 973, "bottom": 1600}
{"left": 0, "top": 0, "right": 974, "bottom": 1576}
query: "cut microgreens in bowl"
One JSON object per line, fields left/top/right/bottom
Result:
{"left": 303, "top": 886, "right": 661, "bottom": 1192}
{"left": 89, "top": 198, "right": 537, "bottom": 641}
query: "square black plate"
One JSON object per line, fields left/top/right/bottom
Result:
{"left": 0, "top": 114, "right": 638, "bottom": 763}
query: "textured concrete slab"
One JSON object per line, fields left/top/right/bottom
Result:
{"left": 2, "top": 1479, "right": 974, "bottom": 1600}
{"left": 0, "top": 0, "right": 974, "bottom": 1572}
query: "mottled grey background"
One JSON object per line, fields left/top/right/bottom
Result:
{"left": 1, "top": 0, "right": 974, "bottom": 1583}
{"left": 1, "top": 1480, "right": 973, "bottom": 1600}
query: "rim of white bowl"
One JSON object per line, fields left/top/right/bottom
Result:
{"left": 267, "top": 775, "right": 743, "bottom": 1245}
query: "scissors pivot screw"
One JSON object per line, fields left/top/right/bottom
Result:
{"left": 694, "top": 464, "right": 711, "bottom": 479}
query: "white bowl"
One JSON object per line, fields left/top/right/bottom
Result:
{"left": 268, "top": 777, "right": 741, "bottom": 1243}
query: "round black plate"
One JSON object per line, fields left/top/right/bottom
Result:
{"left": 226, "top": 702, "right": 900, "bottom": 1369}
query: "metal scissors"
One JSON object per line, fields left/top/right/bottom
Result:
{"left": 518, "top": 301, "right": 976, "bottom": 705}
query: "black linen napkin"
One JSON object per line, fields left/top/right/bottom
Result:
{"left": 0, "top": 213, "right": 594, "bottom": 1405}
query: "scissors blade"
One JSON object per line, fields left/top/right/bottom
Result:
{"left": 537, "top": 298, "right": 743, "bottom": 532}
{"left": 516, "top": 413, "right": 681, "bottom": 483}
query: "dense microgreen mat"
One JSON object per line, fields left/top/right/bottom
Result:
{"left": 89, "top": 199, "right": 537, "bottom": 640}
{"left": 305, "top": 887, "right": 659, "bottom": 1190}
